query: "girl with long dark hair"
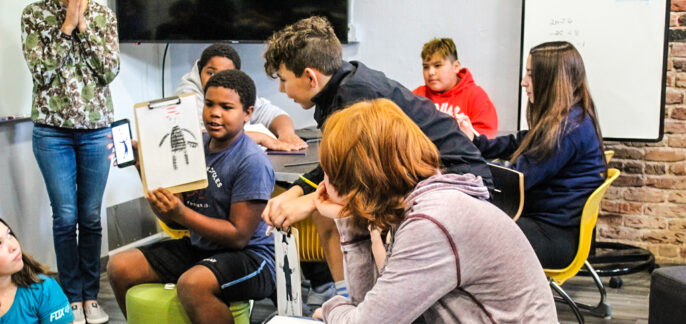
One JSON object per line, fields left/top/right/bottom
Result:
{"left": 460, "top": 41, "right": 607, "bottom": 268}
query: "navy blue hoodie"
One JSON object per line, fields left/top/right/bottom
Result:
{"left": 473, "top": 106, "right": 605, "bottom": 226}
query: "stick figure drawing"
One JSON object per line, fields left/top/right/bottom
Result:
{"left": 158, "top": 105, "right": 199, "bottom": 170}
{"left": 275, "top": 229, "right": 302, "bottom": 316}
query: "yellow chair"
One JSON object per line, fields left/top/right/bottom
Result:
{"left": 544, "top": 168, "right": 620, "bottom": 323}
{"left": 604, "top": 150, "right": 614, "bottom": 163}
{"left": 158, "top": 219, "right": 189, "bottom": 239}
{"left": 273, "top": 183, "right": 326, "bottom": 262}
{"left": 292, "top": 217, "right": 326, "bottom": 262}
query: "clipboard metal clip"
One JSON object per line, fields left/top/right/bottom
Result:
{"left": 148, "top": 96, "right": 182, "bottom": 109}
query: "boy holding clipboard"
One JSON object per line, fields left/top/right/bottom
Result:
{"left": 107, "top": 70, "right": 276, "bottom": 323}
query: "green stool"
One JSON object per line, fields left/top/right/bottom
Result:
{"left": 126, "top": 283, "right": 250, "bottom": 324}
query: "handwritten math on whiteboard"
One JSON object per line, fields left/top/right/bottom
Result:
{"left": 520, "top": 0, "right": 669, "bottom": 141}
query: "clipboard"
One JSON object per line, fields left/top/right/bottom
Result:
{"left": 134, "top": 93, "right": 208, "bottom": 193}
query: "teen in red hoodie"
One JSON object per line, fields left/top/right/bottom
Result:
{"left": 413, "top": 38, "right": 498, "bottom": 138}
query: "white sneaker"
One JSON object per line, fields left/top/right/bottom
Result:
{"left": 84, "top": 302, "right": 109, "bottom": 324}
{"left": 71, "top": 304, "right": 85, "bottom": 324}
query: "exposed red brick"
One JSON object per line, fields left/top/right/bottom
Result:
{"left": 643, "top": 231, "right": 686, "bottom": 244}
{"left": 622, "top": 161, "right": 644, "bottom": 174}
{"left": 627, "top": 141, "right": 666, "bottom": 148}
{"left": 623, "top": 187, "right": 666, "bottom": 202}
{"left": 673, "top": 0, "right": 686, "bottom": 11}
{"left": 646, "top": 163, "right": 667, "bottom": 175}
{"left": 669, "top": 191, "right": 686, "bottom": 203}
{"left": 667, "top": 135, "right": 686, "bottom": 147}
{"left": 668, "top": 219, "right": 686, "bottom": 231}
{"left": 613, "top": 147, "right": 644, "bottom": 160}
{"left": 608, "top": 161, "right": 622, "bottom": 169}
{"left": 665, "top": 120, "right": 686, "bottom": 134}
{"left": 601, "top": 22, "right": 686, "bottom": 263}
{"left": 671, "top": 162, "right": 686, "bottom": 175}
{"left": 673, "top": 58, "right": 686, "bottom": 72}
{"left": 624, "top": 215, "right": 668, "bottom": 229}
{"left": 614, "top": 174, "right": 645, "bottom": 187}
{"left": 601, "top": 200, "right": 643, "bottom": 214}
{"left": 604, "top": 187, "right": 624, "bottom": 200}
{"left": 645, "top": 148, "right": 686, "bottom": 162}
{"left": 659, "top": 245, "right": 679, "bottom": 258}
{"left": 597, "top": 225, "right": 641, "bottom": 241}
{"left": 597, "top": 213, "right": 625, "bottom": 226}
{"left": 673, "top": 107, "right": 686, "bottom": 119}
{"left": 644, "top": 204, "right": 686, "bottom": 217}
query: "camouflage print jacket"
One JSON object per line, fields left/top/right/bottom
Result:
{"left": 21, "top": 0, "right": 120, "bottom": 129}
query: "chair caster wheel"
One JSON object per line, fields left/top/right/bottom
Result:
{"left": 609, "top": 276, "right": 623, "bottom": 288}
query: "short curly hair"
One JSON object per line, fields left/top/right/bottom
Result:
{"left": 204, "top": 70, "right": 255, "bottom": 112}
{"left": 421, "top": 38, "right": 458, "bottom": 62}
{"left": 198, "top": 43, "right": 242, "bottom": 72}
{"left": 264, "top": 16, "right": 342, "bottom": 78}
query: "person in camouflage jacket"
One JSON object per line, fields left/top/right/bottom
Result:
{"left": 22, "top": 0, "right": 119, "bottom": 128}
{"left": 21, "top": 1, "right": 119, "bottom": 323}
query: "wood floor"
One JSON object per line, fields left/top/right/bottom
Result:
{"left": 98, "top": 270, "right": 653, "bottom": 323}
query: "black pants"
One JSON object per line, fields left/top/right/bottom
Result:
{"left": 516, "top": 216, "right": 579, "bottom": 269}
{"left": 301, "top": 262, "right": 333, "bottom": 287}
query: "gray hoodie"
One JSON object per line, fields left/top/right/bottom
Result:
{"left": 323, "top": 173, "right": 557, "bottom": 323}
{"left": 174, "top": 60, "right": 288, "bottom": 134}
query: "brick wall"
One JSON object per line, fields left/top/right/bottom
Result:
{"left": 596, "top": 2, "right": 686, "bottom": 263}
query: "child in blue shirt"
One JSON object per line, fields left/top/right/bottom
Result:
{"left": 0, "top": 219, "right": 73, "bottom": 324}
{"left": 107, "top": 70, "right": 276, "bottom": 323}
{"left": 459, "top": 41, "right": 606, "bottom": 269}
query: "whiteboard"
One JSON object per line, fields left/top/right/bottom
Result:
{"left": 0, "top": 0, "right": 35, "bottom": 118}
{"left": 520, "top": 0, "right": 669, "bottom": 141}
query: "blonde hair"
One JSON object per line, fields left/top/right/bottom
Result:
{"left": 320, "top": 99, "right": 440, "bottom": 230}
{"left": 421, "top": 38, "right": 458, "bottom": 62}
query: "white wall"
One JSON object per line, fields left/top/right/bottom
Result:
{"left": 0, "top": 0, "right": 169, "bottom": 267}
{"left": 170, "top": 0, "right": 523, "bottom": 131}
{"left": 1, "top": 0, "right": 524, "bottom": 266}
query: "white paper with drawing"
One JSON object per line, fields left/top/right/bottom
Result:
{"left": 275, "top": 229, "right": 302, "bottom": 316}
{"left": 135, "top": 95, "right": 206, "bottom": 190}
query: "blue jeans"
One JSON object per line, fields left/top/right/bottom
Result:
{"left": 32, "top": 124, "right": 111, "bottom": 303}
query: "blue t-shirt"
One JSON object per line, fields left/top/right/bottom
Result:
{"left": 184, "top": 132, "right": 276, "bottom": 275}
{"left": 0, "top": 276, "right": 73, "bottom": 324}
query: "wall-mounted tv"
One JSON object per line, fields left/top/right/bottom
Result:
{"left": 115, "top": 0, "right": 349, "bottom": 43}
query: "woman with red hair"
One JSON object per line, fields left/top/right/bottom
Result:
{"left": 311, "top": 98, "right": 556, "bottom": 323}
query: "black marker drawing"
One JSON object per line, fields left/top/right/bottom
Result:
{"left": 278, "top": 233, "right": 298, "bottom": 315}
{"left": 158, "top": 125, "right": 198, "bottom": 170}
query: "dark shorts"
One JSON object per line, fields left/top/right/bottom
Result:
{"left": 138, "top": 237, "right": 274, "bottom": 303}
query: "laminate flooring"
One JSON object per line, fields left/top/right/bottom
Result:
{"left": 97, "top": 270, "right": 653, "bottom": 323}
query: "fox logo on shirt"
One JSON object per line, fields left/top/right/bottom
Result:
{"left": 49, "top": 305, "right": 70, "bottom": 322}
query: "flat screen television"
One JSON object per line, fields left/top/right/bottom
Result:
{"left": 115, "top": 0, "right": 349, "bottom": 43}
